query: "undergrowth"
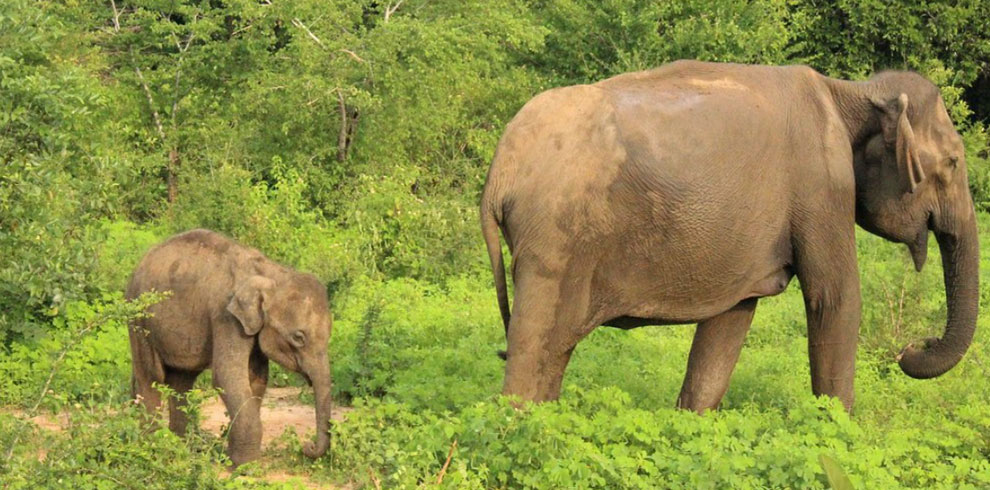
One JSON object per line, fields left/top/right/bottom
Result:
{"left": 1, "top": 216, "right": 988, "bottom": 488}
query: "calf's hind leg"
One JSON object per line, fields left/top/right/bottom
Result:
{"left": 249, "top": 345, "right": 269, "bottom": 400}
{"left": 129, "top": 324, "right": 165, "bottom": 416}
{"left": 676, "top": 299, "right": 757, "bottom": 413}
{"left": 166, "top": 368, "right": 201, "bottom": 435}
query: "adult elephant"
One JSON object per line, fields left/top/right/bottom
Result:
{"left": 480, "top": 61, "right": 979, "bottom": 412}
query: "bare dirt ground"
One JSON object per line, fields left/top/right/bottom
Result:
{"left": 200, "top": 386, "right": 351, "bottom": 450}
{"left": 7, "top": 386, "right": 352, "bottom": 488}
{"left": 204, "top": 386, "right": 352, "bottom": 489}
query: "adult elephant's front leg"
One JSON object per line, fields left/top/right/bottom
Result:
{"left": 795, "top": 221, "right": 862, "bottom": 412}
{"left": 677, "top": 298, "right": 758, "bottom": 413}
{"left": 803, "top": 277, "right": 861, "bottom": 411}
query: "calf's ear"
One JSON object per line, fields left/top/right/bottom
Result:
{"left": 226, "top": 276, "right": 275, "bottom": 336}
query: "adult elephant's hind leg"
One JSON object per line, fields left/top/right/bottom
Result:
{"left": 676, "top": 299, "right": 758, "bottom": 413}
{"left": 502, "top": 318, "right": 580, "bottom": 402}
{"left": 502, "top": 273, "right": 585, "bottom": 402}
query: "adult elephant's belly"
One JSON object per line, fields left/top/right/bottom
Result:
{"left": 542, "top": 187, "right": 794, "bottom": 329}
{"left": 576, "top": 177, "right": 795, "bottom": 327}
{"left": 602, "top": 275, "right": 788, "bottom": 326}
{"left": 600, "top": 265, "right": 794, "bottom": 329}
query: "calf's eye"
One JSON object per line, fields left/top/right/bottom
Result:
{"left": 290, "top": 330, "right": 306, "bottom": 347}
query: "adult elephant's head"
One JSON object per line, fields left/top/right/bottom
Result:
{"left": 853, "top": 71, "right": 979, "bottom": 379}
{"left": 228, "top": 273, "right": 334, "bottom": 458}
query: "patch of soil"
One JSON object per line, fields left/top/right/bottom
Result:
{"left": 5, "top": 387, "right": 352, "bottom": 487}
{"left": 200, "top": 386, "right": 350, "bottom": 450}
{"left": 9, "top": 409, "right": 72, "bottom": 433}
{"left": 233, "top": 470, "right": 336, "bottom": 490}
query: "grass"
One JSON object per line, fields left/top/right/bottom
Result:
{"left": 1, "top": 214, "right": 989, "bottom": 488}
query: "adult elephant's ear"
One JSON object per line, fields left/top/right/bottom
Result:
{"left": 873, "top": 93, "right": 925, "bottom": 193}
{"left": 227, "top": 276, "right": 275, "bottom": 335}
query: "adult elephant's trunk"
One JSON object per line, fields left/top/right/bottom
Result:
{"left": 898, "top": 211, "right": 979, "bottom": 379}
{"left": 301, "top": 353, "right": 332, "bottom": 459}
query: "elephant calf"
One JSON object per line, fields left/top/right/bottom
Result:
{"left": 126, "top": 229, "right": 333, "bottom": 465}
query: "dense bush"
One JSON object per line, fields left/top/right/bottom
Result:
{"left": 1, "top": 392, "right": 260, "bottom": 489}
{"left": 326, "top": 388, "right": 990, "bottom": 489}
{"left": 4, "top": 0, "right": 990, "bottom": 341}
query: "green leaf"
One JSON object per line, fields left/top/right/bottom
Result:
{"left": 819, "top": 453, "right": 855, "bottom": 490}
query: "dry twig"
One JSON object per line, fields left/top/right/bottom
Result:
{"left": 435, "top": 439, "right": 458, "bottom": 485}
{"left": 292, "top": 18, "right": 324, "bottom": 48}
{"left": 367, "top": 468, "right": 382, "bottom": 490}
{"left": 339, "top": 48, "right": 366, "bottom": 64}
{"left": 384, "top": 1, "right": 404, "bottom": 22}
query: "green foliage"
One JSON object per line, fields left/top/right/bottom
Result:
{"left": 0, "top": 392, "right": 282, "bottom": 488}
{"left": 331, "top": 276, "right": 504, "bottom": 408}
{"left": 0, "top": 0, "right": 158, "bottom": 344}
{"left": 819, "top": 454, "right": 855, "bottom": 490}
{"left": 322, "top": 387, "right": 990, "bottom": 489}
{"left": 0, "top": 291, "right": 166, "bottom": 409}
{"left": 4, "top": 0, "right": 990, "bottom": 343}
{"left": 788, "top": 0, "right": 990, "bottom": 81}
{"left": 530, "top": 0, "right": 795, "bottom": 82}
{"left": 3, "top": 0, "right": 990, "bottom": 487}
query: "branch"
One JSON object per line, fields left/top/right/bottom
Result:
{"left": 170, "top": 29, "right": 195, "bottom": 53}
{"left": 337, "top": 91, "right": 348, "bottom": 162}
{"left": 171, "top": 67, "right": 182, "bottom": 129}
{"left": 367, "top": 468, "right": 382, "bottom": 490}
{"left": 110, "top": 0, "right": 122, "bottom": 31}
{"left": 338, "top": 48, "right": 366, "bottom": 64}
{"left": 435, "top": 439, "right": 458, "bottom": 484}
{"left": 169, "top": 30, "right": 194, "bottom": 130}
{"left": 230, "top": 23, "right": 254, "bottom": 37}
{"left": 292, "top": 18, "right": 324, "bottom": 48}
{"left": 384, "top": 1, "right": 404, "bottom": 23}
{"left": 109, "top": 1, "right": 166, "bottom": 143}
{"left": 166, "top": 18, "right": 194, "bottom": 130}
{"left": 134, "top": 65, "right": 167, "bottom": 142}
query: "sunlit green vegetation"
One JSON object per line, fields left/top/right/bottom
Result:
{"left": 2, "top": 0, "right": 990, "bottom": 488}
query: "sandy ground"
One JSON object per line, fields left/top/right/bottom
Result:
{"left": 8, "top": 386, "right": 351, "bottom": 488}
{"left": 202, "top": 386, "right": 351, "bottom": 488}
{"left": 200, "top": 386, "right": 351, "bottom": 450}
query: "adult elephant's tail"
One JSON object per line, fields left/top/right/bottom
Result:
{"left": 481, "top": 194, "right": 510, "bottom": 356}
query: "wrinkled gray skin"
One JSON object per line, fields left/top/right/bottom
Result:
{"left": 481, "top": 61, "right": 979, "bottom": 412}
{"left": 126, "top": 229, "right": 333, "bottom": 465}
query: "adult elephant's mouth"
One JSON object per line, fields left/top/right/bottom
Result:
{"left": 907, "top": 223, "right": 929, "bottom": 272}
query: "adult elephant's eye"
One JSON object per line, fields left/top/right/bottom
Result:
{"left": 290, "top": 330, "right": 306, "bottom": 348}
